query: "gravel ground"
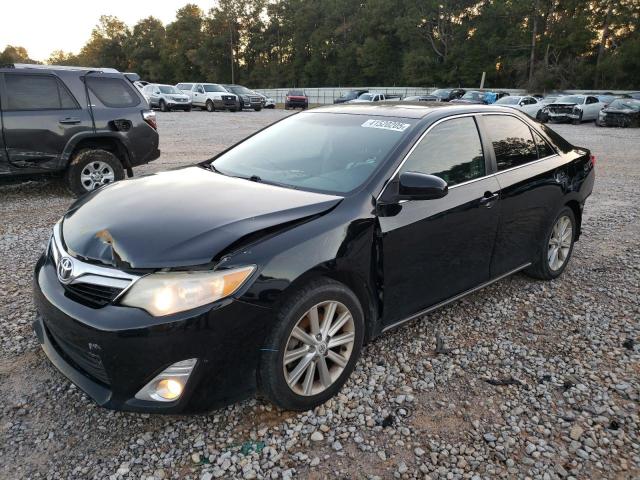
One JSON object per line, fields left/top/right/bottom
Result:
{"left": 0, "top": 111, "right": 638, "bottom": 480}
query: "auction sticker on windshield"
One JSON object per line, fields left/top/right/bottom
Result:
{"left": 361, "top": 119, "right": 411, "bottom": 132}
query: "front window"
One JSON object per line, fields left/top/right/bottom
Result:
{"left": 204, "top": 84, "right": 226, "bottom": 93}
{"left": 400, "top": 117, "right": 485, "bottom": 187}
{"left": 158, "top": 85, "right": 180, "bottom": 94}
{"left": 461, "top": 91, "right": 483, "bottom": 101}
{"left": 556, "top": 96, "right": 585, "bottom": 104}
{"left": 495, "top": 97, "right": 520, "bottom": 105}
{"left": 212, "top": 113, "right": 415, "bottom": 194}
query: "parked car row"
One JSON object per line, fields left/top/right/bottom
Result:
{"left": 139, "top": 82, "right": 277, "bottom": 112}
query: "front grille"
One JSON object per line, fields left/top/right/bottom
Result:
{"left": 64, "top": 283, "right": 124, "bottom": 308}
{"left": 604, "top": 113, "right": 631, "bottom": 126}
{"left": 47, "top": 325, "right": 110, "bottom": 385}
{"left": 549, "top": 106, "right": 574, "bottom": 114}
{"left": 250, "top": 96, "right": 261, "bottom": 103}
{"left": 223, "top": 95, "right": 234, "bottom": 101}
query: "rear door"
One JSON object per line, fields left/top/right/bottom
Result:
{"left": 379, "top": 115, "right": 501, "bottom": 327}
{"left": 0, "top": 72, "right": 92, "bottom": 170}
{"left": 480, "top": 113, "right": 563, "bottom": 276}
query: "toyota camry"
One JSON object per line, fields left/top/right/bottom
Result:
{"left": 34, "top": 103, "right": 595, "bottom": 413}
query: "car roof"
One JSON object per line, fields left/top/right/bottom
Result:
{"left": 310, "top": 102, "right": 529, "bottom": 119}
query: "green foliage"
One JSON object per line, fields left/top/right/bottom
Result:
{"left": 3, "top": 0, "right": 639, "bottom": 88}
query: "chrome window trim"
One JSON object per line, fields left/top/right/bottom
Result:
{"left": 376, "top": 111, "right": 560, "bottom": 201}
{"left": 51, "top": 222, "right": 141, "bottom": 300}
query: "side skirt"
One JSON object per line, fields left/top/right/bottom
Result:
{"left": 381, "top": 263, "right": 531, "bottom": 334}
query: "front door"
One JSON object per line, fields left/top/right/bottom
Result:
{"left": 0, "top": 72, "right": 92, "bottom": 170}
{"left": 378, "top": 115, "right": 501, "bottom": 326}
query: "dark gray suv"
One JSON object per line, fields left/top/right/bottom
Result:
{"left": 0, "top": 64, "right": 160, "bottom": 195}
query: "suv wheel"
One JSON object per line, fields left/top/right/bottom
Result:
{"left": 206, "top": 100, "right": 215, "bottom": 112}
{"left": 254, "top": 106, "right": 262, "bottom": 112}
{"left": 159, "top": 100, "right": 169, "bottom": 112}
{"left": 65, "top": 149, "right": 125, "bottom": 196}
{"left": 258, "top": 278, "right": 364, "bottom": 411}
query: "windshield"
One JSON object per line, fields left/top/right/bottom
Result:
{"left": 358, "top": 93, "right": 374, "bottom": 101}
{"left": 212, "top": 113, "right": 415, "bottom": 194}
{"left": 462, "top": 91, "right": 483, "bottom": 100}
{"left": 432, "top": 89, "right": 451, "bottom": 97}
{"left": 608, "top": 99, "right": 640, "bottom": 110}
{"left": 342, "top": 91, "right": 359, "bottom": 99}
{"left": 495, "top": 97, "right": 520, "bottom": 105}
{"left": 288, "top": 90, "right": 304, "bottom": 96}
{"left": 228, "top": 85, "right": 253, "bottom": 95}
{"left": 557, "top": 96, "right": 584, "bottom": 104}
{"left": 158, "top": 86, "right": 180, "bottom": 94}
{"left": 204, "top": 84, "right": 226, "bottom": 93}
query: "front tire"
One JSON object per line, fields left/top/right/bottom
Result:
{"left": 258, "top": 279, "right": 365, "bottom": 411}
{"left": 525, "top": 206, "right": 576, "bottom": 280}
{"left": 65, "top": 149, "right": 124, "bottom": 197}
{"left": 159, "top": 100, "right": 168, "bottom": 112}
{"left": 572, "top": 111, "right": 583, "bottom": 125}
{"left": 254, "top": 106, "right": 262, "bottom": 112}
{"left": 206, "top": 100, "right": 215, "bottom": 112}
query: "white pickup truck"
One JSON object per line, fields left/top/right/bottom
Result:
{"left": 348, "top": 92, "right": 402, "bottom": 103}
{"left": 175, "top": 82, "right": 240, "bottom": 112}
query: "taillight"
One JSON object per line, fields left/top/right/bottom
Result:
{"left": 590, "top": 154, "right": 596, "bottom": 167}
{"left": 142, "top": 110, "right": 157, "bottom": 130}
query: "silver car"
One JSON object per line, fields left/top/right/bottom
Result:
{"left": 142, "top": 84, "right": 192, "bottom": 112}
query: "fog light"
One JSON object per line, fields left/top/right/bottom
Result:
{"left": 135, "top": 359, "right": 197, "bottom": 402}
{"left": 155, "top": 379, "right": 183, "bottom": 400}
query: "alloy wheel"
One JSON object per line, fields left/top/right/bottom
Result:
{"left": 548, "top": 215, "right": 573, "bottom": 271}
{"left": 282, "top": 301, "right": 355, "bottom": 396}
{"left": 80, "top": 161, "right": 116, "bottom": 191}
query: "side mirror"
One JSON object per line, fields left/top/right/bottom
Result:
{"left": 399, "top": 172, "right": 448, "bottom": 200}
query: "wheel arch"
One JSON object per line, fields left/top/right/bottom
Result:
{"left": 270, "top": 266, "right": 379, "bottom": 344}
{"left": 65, "top": 135, "right": 133, "bottom": 176}
{"left": 565, "top": 199, "right": 582, "bottom": 240}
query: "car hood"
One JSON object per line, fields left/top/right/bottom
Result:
{"left": 61, "top": 167, "right": 342, "bottom": 269}
{"left": 549, "top": 102, "right": 579, "bottom": 107}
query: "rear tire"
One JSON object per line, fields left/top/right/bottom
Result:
{"left": 524, "top": 206, "right": 576, "bottom": 280}
{"left": 65, "top": 149, "right": 125, "bottom": 197}
{"left": 258, "top": 278, "right": 365, "bottom": 411}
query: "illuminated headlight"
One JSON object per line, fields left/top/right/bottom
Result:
{"left": 135, "top": 359, "right": 197, "bottom": 402}
{"left": 120, "top": 266, "right": 255, "bottom": 316}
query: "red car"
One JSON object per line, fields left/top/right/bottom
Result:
{"left": 285, "top": 90, "right": 308, "bottom": 110}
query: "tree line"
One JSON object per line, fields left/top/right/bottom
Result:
{"left": 2, "top": 0, "right": 639, "bottom": 90}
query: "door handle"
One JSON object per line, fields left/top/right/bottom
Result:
{"left": 479, "top": 191, "right": 499, "bottom": 207}
{"left": 59, "top": 117, "right": 81, "bottom": 125}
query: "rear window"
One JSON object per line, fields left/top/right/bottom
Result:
{"left": 483, "top": 115, "right": 538, "bottom": 171}
{"left": 86, "top": 76, "right": 140, "bottom": 108}
{"left": 4, "top": 73, "right": 79, "bottom": 110}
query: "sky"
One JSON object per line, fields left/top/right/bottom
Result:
{"left": 0, "top": 0, "right": 214, "bottom": 61}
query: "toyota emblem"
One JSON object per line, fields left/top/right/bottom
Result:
{"left": 57, "top": 257, "right": 74, "bottom": 284}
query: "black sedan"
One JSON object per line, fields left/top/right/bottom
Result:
{"left": 596, "top": 98, "right": 640, "bottom": 127}
{"left": 33, "top": 103, "right": 595, "bottom": 413}
{"left": 417, "top": 88, "right": 466, "bottom": 102}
